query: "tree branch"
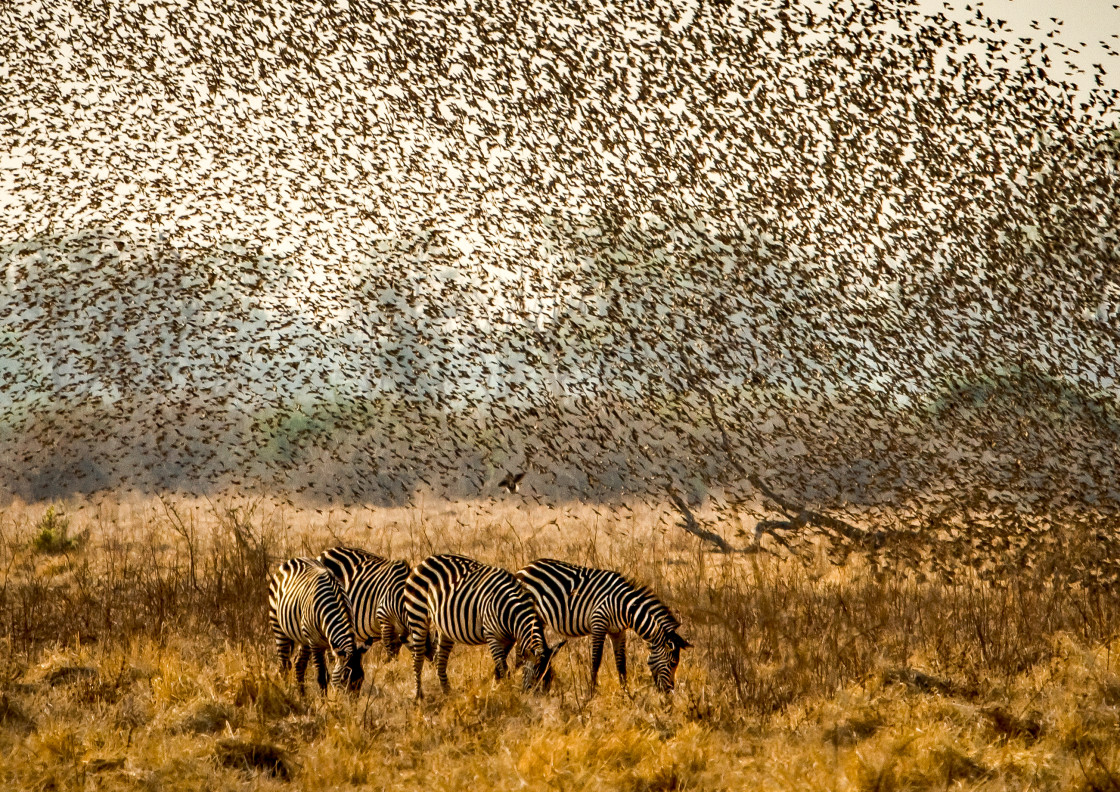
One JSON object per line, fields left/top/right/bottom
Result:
{"left": 747, "top": 474, "right": 865, "bottom": 543}
{"left": 667, "top": 491, "right": 735, "bottom": 553}
{"left": 703, "top": 392, "right": 867, "bottom": 546}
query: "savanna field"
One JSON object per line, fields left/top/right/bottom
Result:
{"left": 4, "top": 0, "right": 1120, "bottom": 788}
{"left": 1, "top": 496, "right": 1118, "bottom": 791}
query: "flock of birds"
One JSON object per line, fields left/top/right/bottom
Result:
{"left": 269, "top": 545, "right": 690, "bottom": 699}
{"left": 0, "top": 1, "right": 1118, "bottom": 533}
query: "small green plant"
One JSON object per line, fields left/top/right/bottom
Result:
{"left": 32, "top": 506, "right": 79, "bottom": 554}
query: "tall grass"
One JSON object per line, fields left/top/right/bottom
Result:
{"left": 0, "top": 495, "right": 1118, "bottom": 790}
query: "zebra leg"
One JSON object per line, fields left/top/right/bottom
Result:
{"left": 435, "top": 636, "right": 454, "bottom": 694}
{"left": 609, "top": 631, "right": 627, "bottom": 688}
{"left": 311, "top": 648, "right": 329, "bottom": 692}
{"left": 293, "top": 645, "right": 312, "bottom": 693}
{"left": 488, "top": 637, "right": 513, "bottom": 681}
{"left": 410, "top": 626, "right": 429, "bottom": 700}
{"left": 589, "top": 628, "right": 608, "bottom": 693}
{"left": 381, "top": 618, "right": 400, "bottom": 661}
{"left": 275, "top": 635, "right": 294, "bottom": 675}
{"left": 412, "top": 647, "right": 425, "bottom": 700}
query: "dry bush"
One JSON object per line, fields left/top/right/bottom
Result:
{"left": 0, "top": 499, "right": 277, "bottom": 652}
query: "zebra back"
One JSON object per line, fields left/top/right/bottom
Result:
{"left": 318, "top": 545, "right": 387, "bottom": 588}
{"left": 517, "top": 557, "right": 680, "bottom": 645}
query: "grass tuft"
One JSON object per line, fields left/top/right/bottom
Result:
{"left": 175, "top": 699, "right": 238, "bottom": 735}
{"left": 858, "top": 742, "right": 991, "bottom": 791}
{"left": 44, "top": 665, "right": 98, "bottom": 687}
{"left": 0, "top": 695, "right": 35, "bottom": 735}
{"left": 1078, "top": 769, "right": 1120, "bottom": 792}
{"left": 83, "top": 756, "right": 126, "bottom": 773}
{"left": 982, "top": 705, "right": 1044, "bottom": 743}
{"left": 214, "top": 736, "right": 292, "bottom": 779}
{"left": 881, "top": 667, "right": 957, "bottom": 697}
{"left": 823, "top": 710, "right": 884, "bottom": 746}
{"left": 230, "top": 673, "right": 304, "bottom": 719}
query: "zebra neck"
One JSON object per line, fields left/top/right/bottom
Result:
{"left": 325, "top": 624, "right": 356, "bottom": 654}
{"left": 320, "top": 585, "right": 357, "bottom": 653}
{"left": 515, "top": 619, "right": 544, "bottom": 655}
{"left": 620, "top": 589, "right": 670, "bottom": 647}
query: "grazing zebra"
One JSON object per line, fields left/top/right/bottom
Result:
{"left": 317, "top": 546, "right": 411, "bottom": 658}
{"left": 516, "top": 558, "right": 692, "bottom": 694}
{"left": 403, "top": 554, "right": 566, "bottom": 699}
{"left": 268, "top": 557, "right": 368, "bottom": 694}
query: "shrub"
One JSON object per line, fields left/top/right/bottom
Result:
{"left": 31, "top": 507, "right": 80, "bottom": 555}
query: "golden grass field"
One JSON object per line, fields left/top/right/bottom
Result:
{"left": 1, "top": 495, "right": 1119, "bottom": 791}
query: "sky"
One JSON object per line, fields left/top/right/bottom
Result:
{"left": 919, "top": 0, "right": 1120, "bottom": 100}
{"left": 1, "top": 0, "right": 1117, "bottom": 502}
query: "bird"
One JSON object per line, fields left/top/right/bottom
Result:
{"left": 0, "top": 0, "right": 1114, "bottom": 535}
{"left": 499, "top": 471, "right": 526, "bottom": 494}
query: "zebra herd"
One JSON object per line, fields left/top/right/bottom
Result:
{"left": 268, "top": 548, "right": 692, "bottom": 699}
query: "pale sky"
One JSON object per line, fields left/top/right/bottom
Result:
{"left": 919, "top": 0, "right": 1120, "bottom": 101}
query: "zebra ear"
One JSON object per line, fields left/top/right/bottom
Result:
{"left": 552, "top": 639, "right": 568, "bottom": 652}
{"left": 675, "top": 636, "right": 693, "bottom": 650}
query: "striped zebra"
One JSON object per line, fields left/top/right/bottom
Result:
{"left": 516, "top": 558, "right": 692, "bottom": 694}
{"left": 403, "top": 554, "right": 566, "bottom": 699}
{"left": 268, "top": 557, "right": 368, "bottom": 694}
{"left": 317, "top": 546, "right": 411, "bottom": 658}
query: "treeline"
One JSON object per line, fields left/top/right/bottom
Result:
{"left": 3, "top": 364, "right": 1117, "bottom": 514}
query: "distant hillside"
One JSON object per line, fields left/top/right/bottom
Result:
{"left": 1, "top": 0, "right": 1118, "bottom": 510}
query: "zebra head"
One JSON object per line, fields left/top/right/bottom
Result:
{"left": 647, "top": 631, "right": 692, "bottom": 694}
{"left": 519, "top": 639, "right": 568, "bottom": 693}
{"left": 330, "top": 642, "right": 370, "bottom": 694}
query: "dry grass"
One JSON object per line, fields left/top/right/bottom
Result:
{"left": 0, "top": 494, "right": 1119, "bottom": 790}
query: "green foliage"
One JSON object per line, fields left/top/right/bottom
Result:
{"left": 31, "top": 506, "right": 80, "bottom": 555}
{"left": 927, "top": 365, "right": 1120, "bottom": 431}
{"left": 250, "top": 404, "right": 335, "bottom": 464}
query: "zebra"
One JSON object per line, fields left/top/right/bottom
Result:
{"left": 268, "top": 557, "right": 368, "bottom": 694}
{"left": 403, "top": 554, "right": 566, "bottom": 699}
{"left": 317, "top": 545, "right": 411, "bottom": 659}
{"left": 515, "top": 558, "right": 692, "bottom": 694}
